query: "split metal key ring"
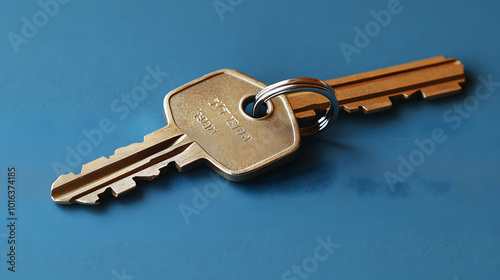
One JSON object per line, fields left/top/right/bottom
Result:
{"left": 252, "top": 78, "right": 339, "bottom": 137}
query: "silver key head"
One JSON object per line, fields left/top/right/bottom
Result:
{"left": 163, "top": 69, "right": 301, "bottom": 181}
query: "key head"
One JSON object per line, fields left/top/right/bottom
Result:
{"left": 163, "top": 69, "right": 301, "bottom": 181}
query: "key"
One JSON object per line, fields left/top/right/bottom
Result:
{"left": 51, "top": 70, "right": 301, "bottom": 204}
{"left": 51, "top": 56, "right": 465, "bottom": 205}
{"left": 287, "top": 56, "right": 465, "bottom": 123}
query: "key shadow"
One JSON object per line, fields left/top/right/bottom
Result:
{"left": 232, "top": 137, "right": 361, "bottom": 195}
{"left": 233, "top": 72, "right": 474, "bottom": 197}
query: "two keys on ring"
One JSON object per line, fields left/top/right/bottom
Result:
{"left": 51, "top": 56, "right": 465, "bottom": 205}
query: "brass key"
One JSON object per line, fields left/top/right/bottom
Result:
{"left": 288, "top": 56, "right": 464, "bottom": 123}
{"left": 51, "top": 56, "right": 465, "bottom": 205}
{"left": 51, "top": 70, "right": 301, "bottom": 204}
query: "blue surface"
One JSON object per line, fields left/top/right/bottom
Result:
{"left": 1, "top": 0, "right": 500, "bottom": 279}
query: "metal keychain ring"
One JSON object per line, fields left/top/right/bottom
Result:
{"left": 252, "top": 78, "right": 339, "bottom": 137}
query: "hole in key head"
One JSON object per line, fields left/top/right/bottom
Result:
{"left": 242, "top": 95, "right": 271, "bottom": 118}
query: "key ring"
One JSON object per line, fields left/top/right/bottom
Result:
{"left": 252, "top": 78, "right": 339, "bottom": 137}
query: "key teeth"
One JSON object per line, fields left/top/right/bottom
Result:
{"left": 420, "top": 81, "right": 464, "bottom": 99}
{"left": 75, "top": 131, "right": 182, "bottom": 177}
{"left": 105, "top": 149, "right": 194, "bottom": 199}
{"left": 54, "top": 156, "right": 179, "bottom": 205}
{"left": 80, "top": 156, "right": 108, "bottom": 173}
{"left": 134, "top": 166, "right": 162, "bottom": 180}
{"left": 76, "top": 139, "right": 151, "bottom": 176}
{"left": 51, "top": 127, "right": 190, "bottom": 205}
{"left": 71, "top": 177, "right": 144, "bottom": 205}
{"left": 113, "top": 142, "right": 144, "bottom": 157}
{"left": 332, "top": 57, "right": 466, "bottom": 114}
{"left": 358, "top": 97, "right": 393, "bottom": 114}
{"left": 75, "top": 191, "right": 101, "bottom": 205}
{"left": 109, "top": 178, "right": 137, "bottom": 197}
{"left": 73, "top": 179, "right": 138, "bottom": 205}
{"left": 108, "top": 167, "right": 163, "bottom": 197}
{"left": 56, "top": 139, "right": 149, "bottom": 182}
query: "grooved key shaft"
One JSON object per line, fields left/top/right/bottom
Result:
{"left": 288, "top": 56, "right": 465, "bottom": 122}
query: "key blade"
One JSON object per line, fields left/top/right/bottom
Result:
{"left": 51, "top": 125, "right": 193, "bottom": 205}
{"left": 288, "top": 56, "right": 465, "bottom": 118}
{"left": 332, "top": 56, "right": 465, "bottom": 113}
{"left": 51, "top": 68, "right": 302, "bottom": 205}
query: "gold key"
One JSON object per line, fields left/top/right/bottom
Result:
{"left": 288, "top": 56, "right": 464, "bottom": 124}
{"left": 51, "top": 71, "right": 301, "bottom": 204}
{"left": 51, "top": 56, "right": 465, "bottom": 205}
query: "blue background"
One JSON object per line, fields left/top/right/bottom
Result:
{"left": 1, "top": 0, "right": 499, "bottom": 279}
